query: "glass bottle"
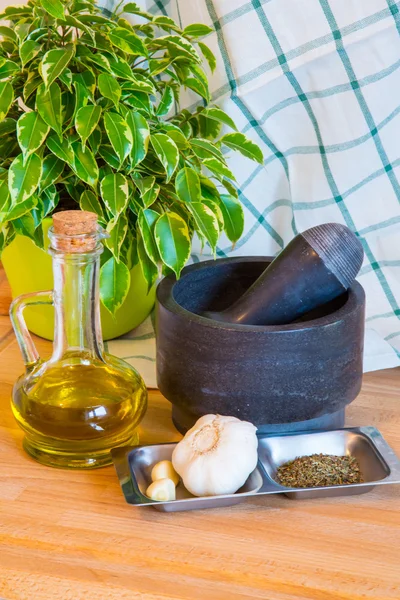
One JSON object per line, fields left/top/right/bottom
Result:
{"left": 10, "top": 211, "right": 147, "bottom": 469}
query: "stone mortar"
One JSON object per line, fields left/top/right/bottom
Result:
{"left": 156, "top": 257, "right": 365, "bottom": 434}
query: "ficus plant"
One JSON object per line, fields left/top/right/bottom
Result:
{"left": 0, "top": 0, "right": 263, "bottom": 315}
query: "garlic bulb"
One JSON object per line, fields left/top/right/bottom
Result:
{"left": 172, "top": 414, "right": 258, "bottom": 497}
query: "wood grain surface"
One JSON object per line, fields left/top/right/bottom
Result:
{"left": 0, "top": 268, "right": 399, "bottom": 600}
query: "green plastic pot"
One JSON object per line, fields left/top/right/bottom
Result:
{"left": 2, "top": 219, "right": 156, "bottom": 341}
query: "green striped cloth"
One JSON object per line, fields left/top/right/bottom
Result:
{"left": 105, "top": 0, "right": 400, "bottom": 382}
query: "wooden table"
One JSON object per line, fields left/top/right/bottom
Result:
{"left": 0, "top": 270, "right": 399, "bottom": 600}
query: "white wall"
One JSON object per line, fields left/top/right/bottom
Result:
{"left": 0, "top": 0, "right": 27, "bottom": 9}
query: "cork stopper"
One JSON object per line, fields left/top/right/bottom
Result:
{"left": 52, "top": 211, "right": 98, "bottom": 253}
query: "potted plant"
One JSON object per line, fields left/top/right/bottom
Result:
{"left": 0, "top": 0, "right": 263, "bottom": 340}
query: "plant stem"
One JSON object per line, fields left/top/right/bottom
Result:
{"left": 111, "top": 0, "right": 125, "bottom": 19}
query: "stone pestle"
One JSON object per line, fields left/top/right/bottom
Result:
{"left": 204, "top": 223, "right": 364, "bottom": 326}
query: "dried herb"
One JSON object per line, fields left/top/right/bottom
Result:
{"left": 275, "top": 453, "right": 364, "bottom": 488}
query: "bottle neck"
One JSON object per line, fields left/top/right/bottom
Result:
{"left": 51, "top": 251, "right": 104, "bottom": 362}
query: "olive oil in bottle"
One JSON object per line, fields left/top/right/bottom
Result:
{"left": 10, "top": 211, "right": 147, "bottom": 468}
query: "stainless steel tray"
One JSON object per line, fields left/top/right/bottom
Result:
{"left": 111, "top": 427, "right": 400, "bottom": 512}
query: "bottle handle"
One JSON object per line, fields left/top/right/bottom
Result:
{"left": 9, "top": 291, "right": 54, "bottom": 369}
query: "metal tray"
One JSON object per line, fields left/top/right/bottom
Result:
{"left": 111, "top": 427, "right": 400, "bottom": 511}
{"left": 111, "top": 442, "right": 264, "bottom": 512}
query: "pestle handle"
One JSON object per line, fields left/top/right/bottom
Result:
{"left": 205, "top": 223, "right": 363, "bottom": 326}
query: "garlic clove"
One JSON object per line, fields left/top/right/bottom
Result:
{"left": 151, "top": 460, "right": 180, "bottom": 486}
{"left": 146, "top": 478, "right": 176, "bottom": 502}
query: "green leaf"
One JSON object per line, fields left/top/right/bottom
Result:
{"left": 175, "top": 167, "right": 201, "bottom": 204}
{"left": 0, "top": 6, "right": 31, "bottom": 19}
{"left": 220, "top": 132, "right": 264, "bottom": 164}
{"left": 104, "top": 112, "right": 133, "bottom": 167}
{"left": 75, "top": 105, "right": 102, "bottom": 147}
{"left": 27, "top": 27, "right": 48, "bottom": 42}
{"left": 100, "top": 257, "right": 131, "bottom": 316}
{"left": 204, "top": 107, "right": 237, "bottom": 131}
{"left": 13, "top": 213, "right": 36, "bottom": 241}
{"left": 133, "top": 174, "right": 153, "bottom": 196}
{"left": 156, "top": 85, "right": 174, "bottom": 117}
{"left": 73, "top": 70, "right": 95, "bottom": 99}
{"left": 183, "top": 24, "right": 213, "bottom": 37}
{"left": 220, "top": 178, "right": 238, "bottom": 198}
{"left": 0, "top": 26, "right": 17, "bottom": 43}
{"left": 109, "top": 27, "right": 147, "bottom": 56}
{"left": 40, "top": 155, "right": 64, "bottom": 191}
{"left": 199, "top": 174, "right": 221, "bottom": 202}
{"left": 126, "top": 109, "right": 149, "bottom": 168}
{"left": 198, "top": 42, "right": 216, "bottom": 73}
{"left": 138, "top": 208, "right": 160, "bottom": 265}
{"left": 19, "top": 40, "right": 41, "bottom": 67}
{"left": 59, "top": 68, "right": 73, "bottom": 90}
{"left": 198, "top": 113, "right": 222, "bottom": 139}
{"left": 36, "top": 82, "right": 62, "bottom": 138}
{"left": 98, "top": 73, "right": 121, "bottom": 108}
{"left": 80, "top": 190, "right": 105, "bottom": 222}
{"left": 150, "top": 133, "right": 179, "bottom": 182}
{"left": 78, "top": 14, "right": 117, "bottom": 26}
{"left": 121, "top": 75, "right": 155, "bottom": 95}
{"left": 123, "top": 2, "right": 152, "bottom": 18}
{"left": 164, "top": 128, "right": 189, "bottom": 150}
{"left": 120, "top": 228, "right": 138, "bottom": 270}
{"left": 36, "top": 82, "right": 62, "bottom": 137}
{"left": 190, "top": 138, "right": 225, "bottom": 162}
{"left": 188, "top": 64, "right": 210, "bottom": 100}
{"left": 72, "top": 81, "right": 89, "bottom": 122}
{"left": 100, "top": 173, "right": 129, "bottom": 218}
{"left": 17, "top": 111, "right": 49, "bottom": 163}
{"left": 149, "top": 57, "right": 174, "bottom": 76}
{"left": 0, "top": 61, "right": 19, "bottom": 80}
{"left": 88, "top": 126, "right": 101, "bottom": 155}
{"left": 203, "top": 157, "right": 236, "bottom": 180}
{"left": 46, "top": 133, "right": 74, "bottom": 164}
{"left": 0, "top": 118, "right": 16, "bottom": 137}
{"left": 41, "top": 184, "right": 59, "bottom": 217}
{"left": 154, "top": 212, "right": 191, "bottom": 277}
{"left": 7, "top": 195, "right": 38, "bottom": 221}
{"left": 8, "top": 153, "right": 42, "bottom": 204}
{"left": 105, "top": 213, "right": 128, "bottom": 260}
{"left": 137, "top": 232, "right": 158, "bottom": 291}
{"left": 24, "top": 73, "right": 42, "bottom": 102}
{"left": 63, "top": 15, "right": 95, "bottom": 43}
{"left": 79, "top": 31, "right": 110, "bottom": 51}
{"left": 184, "top": 75, "right": 209, "bottom": 102}
{"left": 188, "top": 202, "right": 219, "bottom": 252}
{"left": 152, "top": 16, "right": 181, "bottom": 31}
{"left": 108, "top": 56, "right": 135, "bottom": 81}
{"left": 219, "top": 194, "right": 245, "bottom": 243}
{"left": 71, "top": 142, "right": 98, "bottom": 187}
{"left": 203, "top": 198, "right": 224, "bottom": 230}
{"left": 0, "top": 180, "right": 11, "bottom": 222}
{"left": 40, "top": 0, "right": 65, "bottom": 20}
{"left": 123, "top": 91, "right": 152, "bottom": 115}
{"left": 142, "top": 184, "right": 159, "bottom": 208}
{"left": 0, "top": 81, "right": 13, "bottom": 121}
{"left": 82, "top": 52, "right": 111, "bottom": 73}
{"left": 40, "top": 46, "right": 74, "bottom": 88}
{"left": 98, "top": 145, "right": 120, "bottom": 170}
{"left": 154, "top": 35, "right": 200, "bottom": 63}
{"left": 61, "top": 91, "right": 76, "bottom": 127}
{"left": 15, "top": 22, "right": 31, "bottom": 42}
{"left": 134, "top": 176, "right": 159, "bottom": 208}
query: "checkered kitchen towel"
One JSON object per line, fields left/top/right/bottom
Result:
{"left": 105, "top": 0, "right": 400, "bottom": 384}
